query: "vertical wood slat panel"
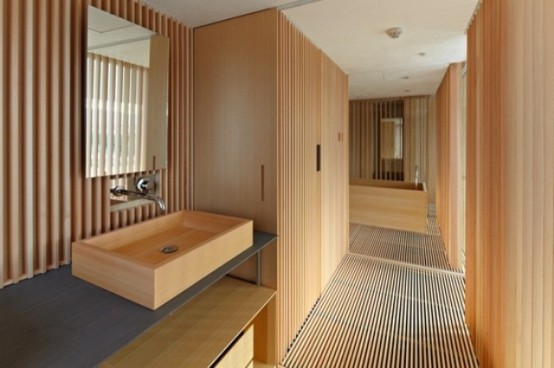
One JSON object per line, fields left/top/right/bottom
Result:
{"left": 0, "top": 0, "right": 6, "bottom": 286}
{"left": 403, "top": 97, "right": 429, "bottom": 184}
{"left": 0, "top": 0, "right": 192, "bottom": 287}
{"left": 23, "top": 0, "right": 35, "bottom": 277}
{"left": 321, "top": 53, "right": 349, "bottom": 289}
{"left": 435, "top": 63, "right": 464, "bottom": 269}
{"left": 465, "top": 0, "right": 554, "bottom": 366}
{"left": 8, "top": 0, "right": 23, "bottom": 281}
{"left": 349, "top": 97, "right": 431, "bottom": 185}
{"left": 193, "top": 9, "right": 348, "bottom": 362}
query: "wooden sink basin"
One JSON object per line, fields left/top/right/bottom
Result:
{"left": 72, "top": 210, "right": 253, "bottom": 309}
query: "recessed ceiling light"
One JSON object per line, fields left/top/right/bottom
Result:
{"left": 404, "top": 89, "right": 411, "bottom": 93}
{"left": 418, "top": 52, "right": 427, "bottom": 56}
{"left": 401, "top": 76, "right": 410, "bottom": 80}
{"left": 385, "top": 27, "right": 403, "bottom": 39}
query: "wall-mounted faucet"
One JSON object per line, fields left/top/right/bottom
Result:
{"left": 111, "top": 176, "right": 166, "bottom": 214}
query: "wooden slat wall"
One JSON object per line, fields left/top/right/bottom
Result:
{"left": 0, "top": 0, "right": 192, "bottom": 287}
{"left": 349, "top": 100, "right": 372, "bottom": 179}
{"left": 277, "top": 12, "right": 323, "bottom": 358}
{"left": 194, "top": 9, "right": 348, "bottom": 362}
{"left": 466, "top": 0, "right": 554, "bottom": 366}
{"left": 349, "top": 97, "right": 432, "bottom": 195}
{"left": 320, "top": 53, "right": 349, "bottom": 290}
{"left": 435, "top": 63, "right": 463, "bottom": 269}
{"left": 404, "top": 97, "right": 430, "bottom": 185}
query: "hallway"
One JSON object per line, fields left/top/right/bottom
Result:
{"left": 281, "top": 219, "right": 478, "bottom": 367}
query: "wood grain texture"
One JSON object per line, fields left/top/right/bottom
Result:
{"left": 72, "top": 210, "right": 252, "bottom": 309}
{"left": 193, "top": 13, "right": 279, "bottom": 361}
{"left": 435, "top": 63, "right": 464, "bottom": 269}
{"left": 277, "top": 11, "right": 323, "bottom": 358}
{"left": 282, "top": 252, "right": 478, "bottom": 368}
{"left": 349, "top": 97, "right": 433, "bottom": 198}
{"left": 349, "top": 181, "right": 428, "bottom": 233}
{"left": 101, "top": 277, "right": 275, "bottom": 368}
{"left": 194, "top": 9, "right": 349, "bottom": 362}
{"left": 215, "top": 325, "right": 254, "bottom": 368}
{"left": 194, "top": 9, "right": 278, "bottom": 234}
{"left": 466, "top": 0, "right": 554, "bottom": 366}
{"left": 320, "top": 52, "right": 349, "bottom": 289}
{"left": 0, "top": 0, "right": 193, "bottom": 287}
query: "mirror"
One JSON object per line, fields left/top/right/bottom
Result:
{"left": 85, "top": 6, "right": 169, "bottom": 178}
{"left": 380, "top": 118, "right": 403, "bottom": 159}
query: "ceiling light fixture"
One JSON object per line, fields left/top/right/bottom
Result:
{"left": 385, "top": 27, "right": 403, "bottom": 39}
{"left": 401, "top": 76, "right": 410, "bottom": 80}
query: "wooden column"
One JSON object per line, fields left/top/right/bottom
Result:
{"left": 435, "top": 63, "right": 464, "bottom": 269}
{"left": 466, "top": 0, "right": 554, "bottom": 366}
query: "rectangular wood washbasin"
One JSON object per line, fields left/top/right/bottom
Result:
{"left": 72, "top": 210, "right": 253, "bottom": 309}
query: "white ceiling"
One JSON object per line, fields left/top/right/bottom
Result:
{"left": 140, "top": 0, "right": 478, "bottom": 100}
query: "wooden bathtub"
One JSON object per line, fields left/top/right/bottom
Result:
{"left": 349, "top": 178, "right": 428, "bottom": 233}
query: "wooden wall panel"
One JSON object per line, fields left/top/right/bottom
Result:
{"left": 0, "top": 0, "right": 192, "bottom": 287}
{"left": 404, "top": 96, "right": 430, "bottom": 185}
{"left": 466, "top": 0, "right": 554, "bottom": 366}
{"left": 320, "top": 53, "right": 349, "bottom": 289}
{"left": 349, "top": 100, "right": 372, "bottom": 179}
{"left": 194, "top": 9, "right": 348, "bottom": 362}
{"left": 194, "top": 10, "right": 278, "bottom": 234}
{"left": 276, "top": 12, "right": 323, "bottom": 358}
{"left": 435, "top": 63, "right": 464, "bottom": 269}
{"left": 349, "top": 97, "right": 433, "bottom": 200}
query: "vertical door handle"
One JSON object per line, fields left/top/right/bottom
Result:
{"left": 261, "top": 164, "right": 265, "bottom": 201}
{"left": 316, "top": 144, "right": 321, "bottom": 172}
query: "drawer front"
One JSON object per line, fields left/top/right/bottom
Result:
{"left": 215, "top": 325, "right": 254, "bottom": 368}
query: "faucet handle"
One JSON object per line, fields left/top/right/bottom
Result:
{"left": 111, "top": 186, "right": 126, "bottom": 196}
{"left": 136, "top": 177, "right": 154, "bottom": 193}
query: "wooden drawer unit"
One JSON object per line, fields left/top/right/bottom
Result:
{"left": 215, "top": 325, "right": 254, "bottom": 368}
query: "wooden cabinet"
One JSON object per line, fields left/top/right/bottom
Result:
{"left": 101, "top": 277, "right": 274, "bottom": 368}
{"left": 194, "top": 8, "right": 349, "bottom": 363}
{"left": 194, "top": 10, "right": 277, "bottom": 234}
{"left": 215, "top": 325, "right": 254, "bottom": 368}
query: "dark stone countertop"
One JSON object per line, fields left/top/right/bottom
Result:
{"left": 0, "top": 231, "right": 276, "bottom": 368}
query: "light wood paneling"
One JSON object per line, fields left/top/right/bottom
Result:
{"left": 466, "top": 0, "right": 554, "bottom": 366}
{"left": 277, "top": 12, "right": 323, "bottom": 358}
{"left": 349, "top": 97, "right": 433, "bottom": 193}
{"left": 194, "top": 9, "right": 349, "bottom": 362}
{"left": 404, "top": 97, "right": 430, "bottom": 186}
{"left": 194, "top": 9, "right": 278, "bottom": 234}
{"left": 435, "top": 63, "right": 464, "bottom": 269}
{"left": 0, "top": 0, "right": 192, "bottom": 287}
{"left": 321, "top": 53, "right": 349, "bottom": 288}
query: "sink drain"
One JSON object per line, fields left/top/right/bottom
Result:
{"left": 160, "top": 245, "right": 178, "bottom": 254}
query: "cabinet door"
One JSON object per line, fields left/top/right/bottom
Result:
{"left": 194, "top": 10, "right": 278, "bottom": 233}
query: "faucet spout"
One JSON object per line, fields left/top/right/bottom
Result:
{"left": 111, "top": 186, "right": 166, "bottom": 214}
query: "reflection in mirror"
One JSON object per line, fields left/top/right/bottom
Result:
{"left": 380, "top": 118, "right": 403, "bottom": 159}
{"left": 86, "top": 6, "right": 169, "bottom": 178}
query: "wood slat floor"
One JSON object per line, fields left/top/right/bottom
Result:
{"left": 281, "top": 220, "right": 478, "bottom": 368}
{"left": 349, "top": 218, "right": 458, "bottom": 272}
